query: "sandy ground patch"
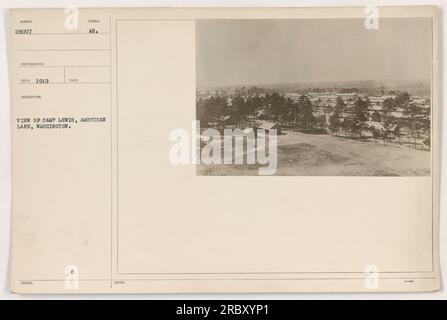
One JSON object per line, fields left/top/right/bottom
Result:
{"left": 197, "top": 132, "right": 431, "bottom": 176}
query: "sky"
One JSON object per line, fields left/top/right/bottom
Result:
{"left": 196, "top": 18, "right": 432, "bottom": 88}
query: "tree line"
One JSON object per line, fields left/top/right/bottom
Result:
{"left": 197, "top": 91, "right": 430, "bottom": 144}
{"left": 197, "top": 93, "right": 322, "bottom": 131}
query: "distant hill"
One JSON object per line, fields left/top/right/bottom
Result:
{"left": 198, "top": 79, "right": 431, "bottom": 97}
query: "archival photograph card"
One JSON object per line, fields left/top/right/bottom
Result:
{"left": 9, "top": 6, "right": 440, "bottom": 293}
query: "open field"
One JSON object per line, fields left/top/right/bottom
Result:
{"left": 196, "top": 132, "right": 431, "bottom": 176}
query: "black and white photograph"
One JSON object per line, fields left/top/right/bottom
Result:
{"left": 196, "top": 19, "right": 432, "bottom": 176}
{"left": 1, "top": 3, "right": 444, "bottom": 300}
